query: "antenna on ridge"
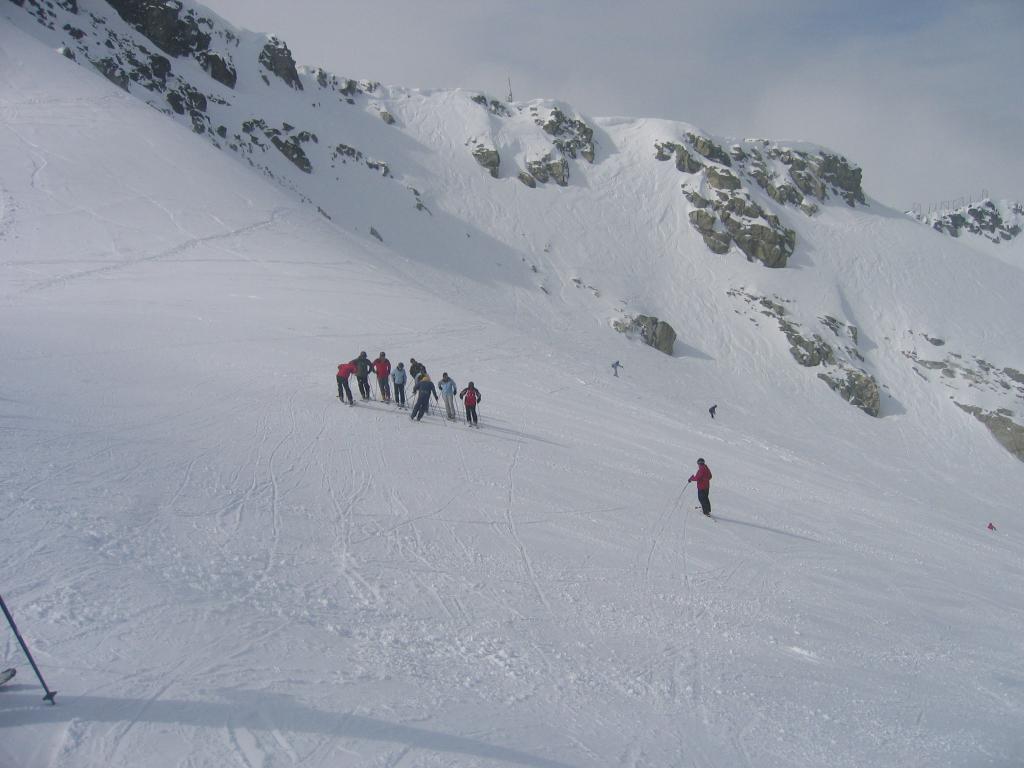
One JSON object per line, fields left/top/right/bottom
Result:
{"left": 507, "top": 76, "right": 513, "bottom": 103}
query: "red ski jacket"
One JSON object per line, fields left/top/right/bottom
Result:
{"left": 373, "top": 358, "right": 391, "bottom": 378}
{"left": 689, "top": 464, "right": 712, "bottom": 490}
{"left": 337, "top": 362, "right": 356, "bottom": 378}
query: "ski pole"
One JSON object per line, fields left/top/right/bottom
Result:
{"left": 0, "top": 592, "right": 56, "bottom": 704}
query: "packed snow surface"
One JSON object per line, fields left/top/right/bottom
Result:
{"left": 1, "top": 19, "right": 1023, "bottom": 768}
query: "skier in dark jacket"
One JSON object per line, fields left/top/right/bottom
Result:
{"left": 410, "top": 374, "right": 438, "bottom": 421}
{"left": 459, "top": 382, "right": 482, "bottom": 426}
{"left": 709, "top": 404, "right": 717, "bottom": 419}
{"left": 408, "top": 358, "right": 426, "bottom": 381}
{"left": 351, "top": 351, "right": 373, "bottom": 400}
{"left": 336, "top": 362, "right": 356, "bottom": 405}
{"left": 689, "top": 458, "right": 713, "bottom": 516}
{"left": 373, "top": 352, "right": 392, "bottom": 401}
{"left": 392, "top": 362, "right": 408, "bottom": 408}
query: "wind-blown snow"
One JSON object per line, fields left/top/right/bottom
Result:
{"left": 1, "top": 17, "right": 1023, "bottom": 768}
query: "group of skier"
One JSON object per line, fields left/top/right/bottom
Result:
{"left": 336, "top": 351, "right": 483, "bottom": 427}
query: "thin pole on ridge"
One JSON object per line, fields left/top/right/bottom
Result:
{"left": 0, "top": 592, "right": 57, "bottom": 704}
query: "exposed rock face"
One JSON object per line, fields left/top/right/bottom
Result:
{"left": 686, "top": 132, "right": 731, "bottom": 166}
{"left": 956, "top": 405, "right": 1024, "bottom": 461}
{"left": 539, "top": 108, "right": 595, "bottom": 162}
{"left": 259, "top": 37, "right": 302, "bottom": 90}
{"left": 613, "top": 314, "right": 677, "bottom": 355}
{"left": 655, "top": 141, "right": 703, "bottom": 174}
{"left": 242, "top": 119, "right": 315, "bottom": 173}
{"left": 471, "top": 144, "right": 500, "bottom": 178}
{"left": 910, "top": 199, "right": 1023, "bottom": 245}
{"left": 107, "top": 0, "right": 208, "bottom": 58}
{"left": 901, "top": 337, "right": 1024, "bottom": 461}
{"left": 471, "top": 93, "right": 513, "bottom": 118}
{"left": 683, "top": 184, "right": 796, "bottom": 267}
{"left": 517, "top": 171, "right": 537, "bottom": 188}
{"left": 818, "top": 368, "right": 881, "bottom": 417}
{"left": 525, "top": 153, "right": 569, "bottom": 186}
{"left": 729, "top": 289, "right": 880, "bottom": 416}
{"left": 379, "top": 110, "right": 395, "bottom": 125}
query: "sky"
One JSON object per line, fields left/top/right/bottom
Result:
{"left": 202, "top": 1, "right": 1020, "bottom": 211}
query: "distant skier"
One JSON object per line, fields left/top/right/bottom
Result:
{"left": 438, "top": 372, "right": 458, "bottom": 420}
{"left": 689, "top": 458, "right": 713, "bottom": 517}
{"left": 351, "top": 351, "right": 374, "bottom": 400}
{"left": 612, "top": 360, "right": 623, "bottom": 377}
{"left": 374, "top": 352, "right": 392, "bottom": 402}
{"left": 709, "top": 404, "right": 717, "bottom": 419}
{"left": 336, "top": 361, "right": 356, "bottom": 405}
{"left": 460, "top": 382, "right": 482, "bottom": 427}
{"left": 392, "top": 362, "right": 408, "bottom": 408}
{"left": 410, "top": 373, "right": 438, "bottom": 422}
{"left": 409, "top": 357, "right": 426, "bottom": 382}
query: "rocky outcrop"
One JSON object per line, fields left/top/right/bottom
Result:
{"left": 655, "top": 141, "right": 703, "bottom": 174}
{"left": 956, "top": 405, "right": 1024, "bottom": 461}
{"left": 683, "top": 185, "right": 796, "bottom": 267}
{"left": 686, "top": 133, "right": 731, "bottom": 167}
{"left": 613, "top": 314, "right": 677, "bottom": 355}
{"left": 538, "top": 108, "right": 595, "bottom": 163}
{"left": 729, "top": 289, "right": 880, "bottom": 416}
{"left": 241, "top": 119, "right": 315, "bottom": 173}
{"left": 471, "top": 93, "right": 513, "bottom": 118}
{"left": 818, "top": 368, "right": 881, "bottom": 417}
{"left": 910, "top": 199, "right": 1023, "bottom": 245}
{"left": 517, "top": 171, "right": 537, "bottom": 188}
{"left": 470, "top": 143, "right": 500, "bottom": 178}
{"left": 524, "top": 153, "right": 569, "bottom": 186}
{"left": 259, "top": 37, "right": 302, "bottom": 91}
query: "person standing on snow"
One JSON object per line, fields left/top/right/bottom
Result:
{"left": 336, "top": 361, "right": 356, "bottom": 405}
{"left": 392, "top": 362, "right": 408, "bottom": 408}
{"left": 374, "top": 352, "right": 392, "bottom": 402}
{"left": 351, "top": 351, "right": 374, "bottom": 400}
{"left": 459, "top": 382, "right": 482, "bottom": 427}
{"left": 409, "top": 358, "right": 426, "bottom": 382}
{"left": 612, "top": 360, "right": 623, "bottom": 377}
{"left": 410, "top": 373, "right": 438, "bottom": 421}
{"left": 709, "top": 404, "right": 717, "bottom": 419}
{"left": 438, "top": 372, "right": 458, "bottom": 420}
{"left": 689, "top": 458, "right": 713, "bottom": 516}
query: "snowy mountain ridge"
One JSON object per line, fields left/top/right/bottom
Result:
{"left": 7, "top": 0, "right": 1022, "bottom": 459}
{"left": 1, "top": 6, "right": 1024, "bottom": 768}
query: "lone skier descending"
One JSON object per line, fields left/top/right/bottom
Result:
{"left": 709, "top": 404, "right": 717, "bottom": 419}
{"left": 689, "top": 458, "right": 713, "bottom": 516}
{"left": 410, "top": 373, "right": 438, "bottom": 422}
{"left": 612, "top": 360, "right": 623, "bottom": 377}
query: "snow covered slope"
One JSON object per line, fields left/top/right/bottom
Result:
{"left": 2, "top": 11, "right": 1024, "bottom": 768}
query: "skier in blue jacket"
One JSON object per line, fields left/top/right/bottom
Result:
{"left": 410, "top": 374, "right": 438, "bottom": 421}
{"left": 392, "top": 362, "right": 408, "bottom": 408}
{"left": 438, "top": 372, "right": 458, "bottom": 420}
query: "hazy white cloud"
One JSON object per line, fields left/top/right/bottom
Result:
{"left": 201, "top": 0, "right": 1022, "bottom": 209}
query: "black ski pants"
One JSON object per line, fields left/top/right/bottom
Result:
{"left": 465, "top": 404, "right": 478, "bottom": 424}
{"left": 697, "top": 488, "right": 711, "bottom": 515}
{"left": 411, "top": 395, "right": 432, "bottom": 421}
{"left": 377, "top": 375, "right": 391, "bottom": 400}
{"left": 356, "top": 376, "right": 371, "bottom": 399}
{"left": 336, "top": 376, "right": 353, "bottom": 404}
{"left": 394, "top": 383, "right": 406, "bottom": 406}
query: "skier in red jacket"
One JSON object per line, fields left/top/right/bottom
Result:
{"left": 689, "top": 458, "right": 713, "bottom": 516}
{"left": 336, "top": 362, "right": 356, "bottom": 405}
{"left": 373, "top": 352, "right": 392, "bottom": 401}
